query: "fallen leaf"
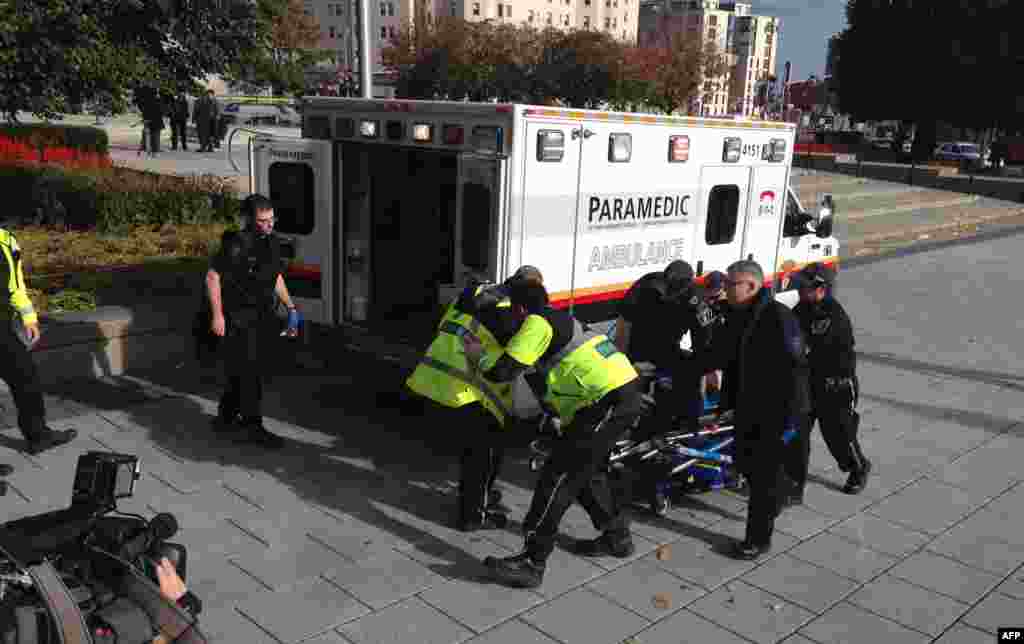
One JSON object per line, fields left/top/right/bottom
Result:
{"left": 652, "top": 593, "right": 672, "bottom": 610}
{"left": 655, "top": 544, "right": 671, "bottom": 561}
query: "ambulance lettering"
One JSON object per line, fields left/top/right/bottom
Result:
{"left": 758, "top": 190, "right": 776, "bottom": 217}
{"left": 587, "top": 238, "right": 686, "bottom": 272}
{"left": 588, "top": 195, "right": 691, "bottom": 226}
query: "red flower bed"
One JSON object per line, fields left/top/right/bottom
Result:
{"left": 0, "top": 135, "right": 111, "bottom": 169}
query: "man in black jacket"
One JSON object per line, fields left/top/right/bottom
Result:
{"left": 614, "top": 260, "right": 714, "bottom": 438}
{"left": 704, "top": 260, "right": 810, "bottom": 560}
{"left": 205, "top": 195, "right": 298, "bottom": 448}
{"left": 790, "top": 263, "right": 871, "bottom": 499}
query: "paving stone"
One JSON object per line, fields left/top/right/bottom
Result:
{"left": 994, "top": 569, "right": 1024, "bottom": 600}
{"left": 418, "top": 576, "right": 546, "bottom": 633}
{"left": 401, "top": 533, "right": 516, "bottom": 583}
{"left": 779, "top": 635, "right": 821, "bottom": 644}
{"left": 687, "top": 580, "right": 814, "bottom": 644}
{"left": 198, "top": 606, "right": 280, "bottom": 644}
{"left": 235, "top": 577, "right": 370, "bottom": 644}
{"left": 962, "top": 505, "right": 1024, "bottom": 546}
{"left": 628, "top": 515, "right": 695, "bottom": 546}
{"left": 867, "top": 478, "right": 991, "bottom": 535}
{"left": 522, "top": 588, "right": 651, "bottom": 644}
{"left": 888, "top": 551, "right": 1002, "bottom": 604}
{"left": 828, "top": 514, "right": 932, "bottom": 557}
{"left": 463, "top": 619, "right": 560, "bottom": 644}
{"left": 186, "top": 553, "right": 277, "bottom": 609}
{"left": 847, "top": 574, "right": 969, "bottom": 637}
{"left": 556, "top": 531, "right": 659, "bottom": 572}
{"left": 926, "top": 523, "right": 1024, "bottom": 575}
{"left": 961, "top": 592, "right": 1020, "bottom": 634}
{"left": 789, "top": 532, "right": 899, "bottom": 582}
{"left": 337, "top": 596, "right": 475, "bottom": 644}
{"left": 771, "top": 504, "right": 841, "bottom": 539}
{"left": 799, "top": 601, "right": 928, "bottom": 644}
{"left": 310, "top": 515, "right": 426, "bottom": 562}
{"left": 742, "top": 554, "right": 862, "bottom": 613}
{"left": 669, "top": 491, "right": 748, "bottom": 526}
{"left": 935, "top": 445, "right": 1024, "bottom": 495}
{"left": 650, "top": 533, "right": 759, "bottom": 590}
{"left": 630, "top": 608, "right": 753, "bottom": 644}
{"left": 798, "top": 482, "right": 878, "bottom": 519}
{"left": 932, "top": 624, "right": 1000, "bottom": 644}
{"left": 711, "top": 517, "right": 800, "bottom": 555}
{"left": 532, "top": 548, "right": 606, "bottom": 599}
{"left": 301, "top": 631, "right": 350, "bottom": 644}
{"left": 326, "top": 549, "right": 447, "bottom": 610}
{"left": 230, "top": 536, "right": 359, "bottom": 591}
{"left": 585, "top": 555, "right": 710, "bottom": 620}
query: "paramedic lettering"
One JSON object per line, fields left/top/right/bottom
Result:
{"left": 588, "top": 238, "right": 686, "bottom": 272}
{"left": 587, "top": 195, "right": 691, "bottom": 228}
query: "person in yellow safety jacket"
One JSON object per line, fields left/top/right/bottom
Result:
{"left": 405, "top": 265, "right": 544, "bottom": 532}
{"left": 0, "top": 228, "right": 77, "bottom": 469}
{"left": 463, "top": 280, "right": 644, "bottom": 589}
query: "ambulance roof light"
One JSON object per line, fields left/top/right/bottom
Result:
{"left": 723, "top": 137, "right": 741, "bottom": 163}
{"left": 669, "top": 135, "right": 690, "bottom": 163}
{"left": 412, "top": 123, "right": 433, "bottom": 142}
{"left": 609, "top": 133, "right": 631, "bottom": 163}
{"left": 537, "top": 129, "right": 564, "bottom": 162}
{"left": 769, "top": 138, "right": 786, "bottom": 162}
{"left": 359, "top": 120, "right": 379, "bottom": 138}
{"left": 443, "top": 124, "right": 464, "bottom": 145}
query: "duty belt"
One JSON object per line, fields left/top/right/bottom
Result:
{"left": 420, "top": 317, "right": 513, "bottom": 419}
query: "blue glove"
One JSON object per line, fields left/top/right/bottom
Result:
{"left": 287, "top": 308, "right": 301, "bottom": 335}
{"left": 782, "top": 417, "right": 801, "bottom": 445}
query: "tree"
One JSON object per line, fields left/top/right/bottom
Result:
{"left": 228, "top": 0, "right": 330, "bottom": 97}
{"left": 0, "top": 0, "right": 261, "bottom": 122}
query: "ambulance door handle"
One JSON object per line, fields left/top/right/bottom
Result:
{"left": 572, "top": 128, "right": 595, "bottom": 140}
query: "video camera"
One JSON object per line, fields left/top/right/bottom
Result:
{"left": 0, "top": 451, "right": 205, "bottom": 644}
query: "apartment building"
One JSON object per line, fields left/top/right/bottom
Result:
{"left": 305, "top": 0, "right": 639, "bottom": 76}
{"left": 638, "top": 0, "right": 778, "bottom": 117}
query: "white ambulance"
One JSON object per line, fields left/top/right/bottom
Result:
{"left": 244, "top": 98, "right": 838, "bottom": 335}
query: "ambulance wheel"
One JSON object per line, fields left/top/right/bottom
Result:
{"left": 650, "top": 492, "right": 670, "bottom": 517}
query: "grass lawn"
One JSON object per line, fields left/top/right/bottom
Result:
{"left": 17, "top": 223, "right": 229, "bottom": 315}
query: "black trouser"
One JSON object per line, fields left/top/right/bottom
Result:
{"left": 147, "top": 125, "right": 161, "bottom": 153}
{"left": 783, "top": 415, "right": 812, "bottom": 495}
{"left": 811, "top": 377, "right": 863, "bottom": 473}
{"left": 196, "top": 121, "right": 211, "bottom": 150}
{"left": 456, "top": 402, "right": 506, "bottom": 523}
{"left": 170, "top": 119, "right": 188, "bottom": 149}
{"left": 634, "top": 351, "right": 703, "bottom": 440}
{"left": 745, "top": 455, "right": 785, "bottom": 547}
{"left": 0, "top": 322, "right": 48, "bottom": 441}
{"left": 219, "top": 315, "right": 273, "bottom": 421}
{"left": 524, "top": 380, "right": 643, "bottom": 562}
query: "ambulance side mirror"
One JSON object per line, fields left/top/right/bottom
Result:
{"left": 815, "top": 194, "right": 835, "bottom": 239}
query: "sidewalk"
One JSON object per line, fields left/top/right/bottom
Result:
{"left": 2, "top": 341, "right": 1022, "bottom": 643}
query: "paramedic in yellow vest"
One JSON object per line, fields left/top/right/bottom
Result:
{"left": 0, "top": 228, "right": 77, "bottom": 463}
{"left": 405, "top": 265, "right": 544, "bottom": 532}
{"left": 465, "top": 280, "right": 643, "bottom": 589}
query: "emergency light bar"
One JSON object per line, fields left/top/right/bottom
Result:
{"left": 412, "top": 123, "right": 433, "bottom": 142}
{"left": 669, "top": 135, "right": 690, "bottom": 163}
{"left": 723, "top": 137, "right": 741, "bottom": 163}
{"left": 769, "top": 138, "right": 786, "bottom": 162}
{"left": 443, "top": 124, "right": 464, "bottom": 145}
{"left": 609, "top": 133, "right": 632, "bottom": 163}
{"left": 359, "top": 120, "right": 379, "bottom": 138}
{"left": 537, "top": 130, "right": 564, "bottom": 162}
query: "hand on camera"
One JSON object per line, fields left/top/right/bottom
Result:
{"left": 156, "top": 557, "right": 187, "bottom": 603}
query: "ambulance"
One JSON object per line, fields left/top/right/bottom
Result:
{"left": 243, "top": 98, "right": 838, "bottom": 336}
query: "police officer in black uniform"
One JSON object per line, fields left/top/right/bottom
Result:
{"left": 205, "top": 194, "right": 297, "bottom": 448}
{"left": 614, "top": 260, "right": 714, "bottom": 439}
{"left": 790, "top": 263, "right": 871, "bottom": 500}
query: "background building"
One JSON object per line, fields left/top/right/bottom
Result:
{"left": 638, "top": 0, "right": 778, "bottom": 116}
{"left": 305, "top": 0, "right": 638, "bottom": 79}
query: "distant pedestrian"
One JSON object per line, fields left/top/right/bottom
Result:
{"left": 135, "top": 87, "right": 164, "bottom": 156}
{"left": 193, "top": 90, "right": 217, "bottom": 152}
{"left": 169, "top": 93, "right": 190, "bottom": 151}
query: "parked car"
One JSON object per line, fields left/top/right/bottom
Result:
{"left": 221, "top": 102, "right": 301, "bottom": 127}
{"left": 934, "top": 141, "right": 989, "bottom": 168}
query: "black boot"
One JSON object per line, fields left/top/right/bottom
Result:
{"left": 457, "top": 510, "right": 508, "bottom": 532}
{"left": 569, "top": 530, "right": 635, "bottom": 558}
{"left": 233, "top": 417, "right": 285, "bottom": 449}
{"left": 843, "top": 447, "right": 872, "bottom": 495}
{"left": 730, "top": 539, "right": 771, "bottom": 560}
{"left": 212, "top": 409, "right": 240, "bottom": 433}
{"left": 483, "top": 551, "right": 546, "bottom": 589}
{"left": 26, "top": 428, "right": 78, "bottom": 456}
{"left": 0, "top": 464, "right": 12, "bottom": 477}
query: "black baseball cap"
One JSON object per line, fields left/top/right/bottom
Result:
{"left": 664, "top": 260, "right": 695, "bottom": 295}
{"left": 797, "top": 263, "right": 835, "bottom": 288}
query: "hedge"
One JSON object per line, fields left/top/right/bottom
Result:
{"left": 0, "top": 162, "right": 240, "bottom": 233}
{"left": 0, "top": 124, "right": 109, "bottom": 155}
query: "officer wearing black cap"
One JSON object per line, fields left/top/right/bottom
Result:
{"left": 614, "top": 260, "right": 714, "bottom": 438}
{"left": 790, "top": 263, "right": 871, "bottom": 498}
{"left": 205, "top": 194, "right": 297, "bottom": 449}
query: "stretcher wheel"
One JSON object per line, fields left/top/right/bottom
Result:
{"left": 650, "top": 492, "right": 670, "bottom": 517}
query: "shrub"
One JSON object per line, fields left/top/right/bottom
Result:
{"left": 0, "top": 162, "right": 240, "bottom": 232}
{"left": 0, "top": 124, "right": 109, "bottom": 155}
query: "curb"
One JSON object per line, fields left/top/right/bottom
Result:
{"left": 844, "top": 196, "right": 980, "bottom": 222}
